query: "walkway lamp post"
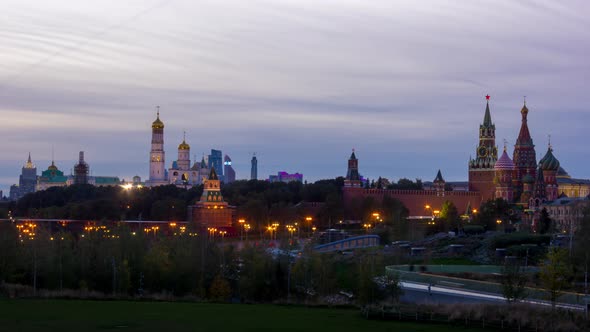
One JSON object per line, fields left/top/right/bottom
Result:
{"left": 238, "top": 219, "right": 245, "bottom": 242}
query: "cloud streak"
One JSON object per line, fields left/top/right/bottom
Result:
{"left": 1, "top": 0, "right": 589, "bottom": 192}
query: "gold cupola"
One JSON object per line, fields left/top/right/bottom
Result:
{"left": 152, "top": 108, "right": 164, "bottom": 129}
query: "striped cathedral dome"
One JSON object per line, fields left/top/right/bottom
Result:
{"left": 539, "top": 146, "right": 560, "bottom": 171}
{"left": 495, "top": 148, "right": 514, "bottom": 171}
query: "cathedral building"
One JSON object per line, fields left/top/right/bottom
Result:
{"left": 343, "top": 95, "right": 589, "bottom": 224}
{"left": 146, "top": 110, "right": 217, "bottom": 188}
{"left": 494, "top": 146, "right": 514, "bottom": 202}
{"left": 168, "top": 134, "right": 201, "bottom": 187}
{"left": 512, "top": 102, "right": 538, "bottom": 200}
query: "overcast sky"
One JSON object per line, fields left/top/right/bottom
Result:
{"left": 1, "top": 0, "right": 589, "bottom": 193}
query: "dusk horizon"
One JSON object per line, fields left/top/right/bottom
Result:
{"left": 2, "top": 0, "right": 589, "bottom": 193}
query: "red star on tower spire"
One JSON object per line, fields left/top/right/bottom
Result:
{"left": 485, "top": 94, "right": 490, "bottom": 100}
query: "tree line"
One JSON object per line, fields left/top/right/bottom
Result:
{"left": 0, "top": 222, "right": 398, "bottom": 305}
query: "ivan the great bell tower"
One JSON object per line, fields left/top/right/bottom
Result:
{"left": 468, "top": 95, "right": 498, "bottom": 202}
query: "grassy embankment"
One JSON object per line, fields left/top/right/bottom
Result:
{"left": 0, "top": 299, "right": 488, "bottom": 332}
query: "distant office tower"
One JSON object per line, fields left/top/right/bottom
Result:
{"left": 223, "top": 155, "right": 236, "bottom": 183}
{"left": 251, "top": 154, "right": 258, "bottom": 180}
{"left": 9, "top": 153, "right": 38, "bottom": 200}
{"left": 74, "top": 151, "right": 89, "bottom": 185}
{"left": 269, "top": 171, "right": 303, "bottom": 183}
{"left": 208, "top": 149, "right": 223, "bottom": 182}
{"left": 148, "top": 107, "right": 167, "bottom": 186}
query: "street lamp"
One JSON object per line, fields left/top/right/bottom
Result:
{"left": 363, "top": 223, "right": 372, "bottom": 234}
{"left": 238, "top": 219, "right": 245, "bottom": 242}
{"left": 305, "top": 216, "right": 313, "bottom": 236}
{"left": 425, "top": 205, "right": 434, "bottom": 220}
{"left": 208, "top": 227, "right": 217, "bottom": 239}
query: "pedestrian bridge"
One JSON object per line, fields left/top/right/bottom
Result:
{"left": 314, "top": 235, "right": 380, "bottom": 252}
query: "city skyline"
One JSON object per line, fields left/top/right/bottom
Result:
{"left": 2, "top": 0, "right": 589, "bottom": 193}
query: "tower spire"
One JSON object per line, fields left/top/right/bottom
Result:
{"left": 483, "top": 95, "right": 493, "bottom": 127}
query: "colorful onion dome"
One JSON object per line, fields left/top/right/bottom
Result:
{"left": 178, "top": 139, "right": 190, "bottom": 150}
{"left": 152, "top": 111, "right": 164, "bottom": 129}
{"left": 495, "top": 148, "right": 514, "bottom": 170}
{"left": 539, "top": 146, "right": 560, "bottom": 171}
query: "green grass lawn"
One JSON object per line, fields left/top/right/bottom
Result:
{"left": 0, "top": 299, "right": 487, "bottom": 332}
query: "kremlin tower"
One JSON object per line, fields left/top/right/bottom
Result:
{"left": 344, "top": 149, "right": 362, "bottom": 188}
{"left": 148, "top": 107, "right": 167, "bottom": 186}
{"left": 433, "top": 170, "right": 445, "bottom": 196}
{"left": 512, "top": 101, "right": 537, "bottom": 200}
{"left": 468, "top": 95, "right": 498, "bottom": 201}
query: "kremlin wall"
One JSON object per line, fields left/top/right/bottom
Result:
{"left": 342, "top": 96, "right": 590, "bottom": 230}
{"left": 7, "top": 96, "right": 590, "bottom": 232}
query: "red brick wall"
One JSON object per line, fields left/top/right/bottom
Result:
{"left": 343, "top": 187, "right": 482, "bottom": 217}
{"left": 468, "top": 169, "right": 495, "bottom": 202}
{"left": 191, "top": 204, "right": 235, "bottom": 229}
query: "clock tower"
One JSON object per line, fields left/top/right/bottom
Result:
{"left": 468, "top": 95, "right": 498, "bottom": 202}
{"left": 148, "top": 107, "right": 167, "bottom": 186}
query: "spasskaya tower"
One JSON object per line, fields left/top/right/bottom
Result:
{"left": 468, "top": 95, "right": 498, "bottom": 202}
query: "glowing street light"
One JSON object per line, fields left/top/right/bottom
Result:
{"left": 244, "top": 223, "right": 250, "bottom": 242}
{"left": 238, "top": 219, "right": 246, "bottom": 242}
{"left": 305, "top": 217, "right": 313, "bottom": 236}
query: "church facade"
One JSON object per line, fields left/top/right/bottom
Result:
{"left": 146, "top": 110, "right": 212, "bottom": 188}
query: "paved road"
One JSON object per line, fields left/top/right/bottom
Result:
{"left": 400, "top": 281, "right": 584, "bottom": 311}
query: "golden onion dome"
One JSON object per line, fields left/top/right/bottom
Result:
{"left": 152, "top": 111, "right": 164, "bottom": 129}
{"left": 178, "top": 140, "right": 190, "bottom": 150}
{"left": 521, "top": 100, "right": 529, "bottom": 115}
{"left": 48, "top": 161, "right": 58, "bottom": 171}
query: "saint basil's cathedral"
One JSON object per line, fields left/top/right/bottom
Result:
{"left": 469, "top": 96, "right": 563, "bottom": 218}
{"left": 343, "top": 96, "right": 588, "bottom": 230}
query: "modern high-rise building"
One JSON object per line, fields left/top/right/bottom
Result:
{"left": 208, "top": 149, "right": 223, "bottom": 182}
{"left": 148, "top": 108, "right": 167, "bottom": 186}
{"left": 269, "top": 171, "right": 303, "bottom": 183}
{"left": 251, "top": 154, "right": 258, "bottom": 180}
{"left": 223, "top": 154, "right": 236, "bottom": 184}
{"left": 9, "top": 153, "right": 37, "bottom": 200}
